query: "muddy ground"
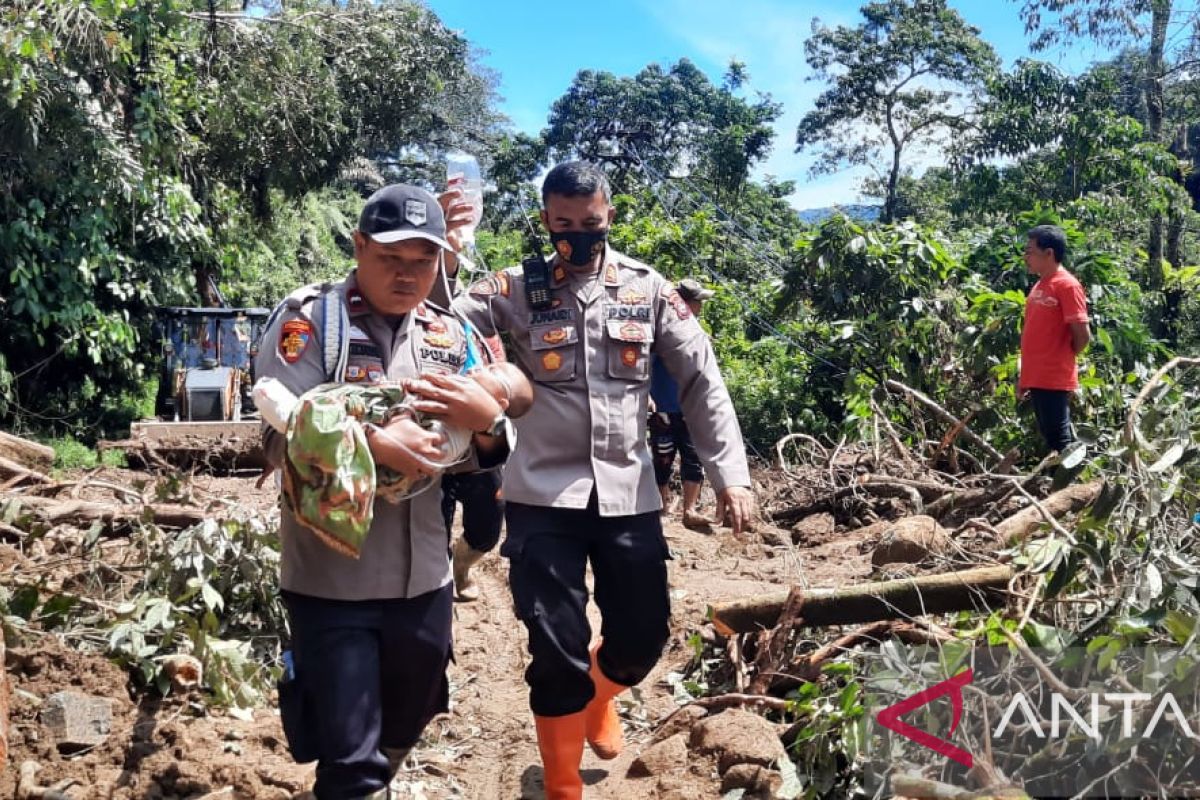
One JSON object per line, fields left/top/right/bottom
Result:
{"left": 1, "top": 470, "right": 873, "bottom": 799}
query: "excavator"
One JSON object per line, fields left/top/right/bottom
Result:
{"left": 123, "top": 305, "right": 271, "bottom": 470}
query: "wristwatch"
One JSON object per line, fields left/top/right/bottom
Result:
{"left": 476, "top": 411, "right": 510, "bottom": 438}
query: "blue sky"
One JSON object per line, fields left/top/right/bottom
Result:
{"left": 424, "top": 0, "right": 1110, "bottom": 210}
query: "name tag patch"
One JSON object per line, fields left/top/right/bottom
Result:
{"left": 529, "top": 307, "right": 575, "bottom": 327}
{"left": 606, "top": 304, "right": 652, "bottom": 322}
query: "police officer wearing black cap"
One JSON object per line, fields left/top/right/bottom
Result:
{"left": 256, "top": 184, "right": 527, "bottom": 800}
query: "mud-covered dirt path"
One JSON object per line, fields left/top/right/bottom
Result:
{"left": 1, "top": 473, "right": 872, "bottom": 799}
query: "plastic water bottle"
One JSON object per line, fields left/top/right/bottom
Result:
{"left": 445, "top": 150, "right": 484, "bottom": 247}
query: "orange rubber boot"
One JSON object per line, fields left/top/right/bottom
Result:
{"left": 584, "top": 640, "right": 627, "bottom": 760}
{"left": 534, "top": 711, "right": 586, "bottom": 800}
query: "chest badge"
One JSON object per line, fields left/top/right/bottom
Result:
{"left": 542, "top": 351, "right": 563, "bottom": 372}
{"left": 619, "top": 322, "right": 646, "bottom": 342}
{"left": 620, "top": 346, "right": 639, "bottom": 367}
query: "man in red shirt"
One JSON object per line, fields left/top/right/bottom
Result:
{"left": 1019, "top": 225, "right": 1091, "bottom": 453}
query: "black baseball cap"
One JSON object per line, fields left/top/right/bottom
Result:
{"left": 358, "top": 184, "right": 453, "bottom": 250}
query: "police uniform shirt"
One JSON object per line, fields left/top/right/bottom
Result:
{"left": 452, "top": 246, "right": 751, "bottom": 517}
{"left": 256, "top": 271, "right": 474, "bottom": 601}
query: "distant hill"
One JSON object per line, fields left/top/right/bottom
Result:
{"left": 797, "top": 204, "right": 881, "bottom": 225}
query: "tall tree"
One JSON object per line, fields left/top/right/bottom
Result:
{"left": 795, "top": 0, "right": 998, "bottom": 223}
{"left": 1016, "top": 0, "right": 1181, "bottom": 294}
{"left": 543, "top": 59, "right": 780, "bottom": 204}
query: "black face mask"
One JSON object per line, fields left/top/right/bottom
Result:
{"left": 550, "top": 229, "right": 608, "bottom": 267}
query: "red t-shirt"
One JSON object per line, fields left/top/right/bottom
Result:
{"left": 1019, "top": 268, "right": 1089, "bottom": 391}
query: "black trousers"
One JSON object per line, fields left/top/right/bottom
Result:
{"left": 1029, "top": 388, "right": 1073, "bottom": 453}
{"left": 282, "top": 587, "right": 452, "bottom": 799}
{"left": 440, "top": 470, "right": 504, "bottom": 553}
{"left": 503, "top": 498, "right": 672, "bottom": 717}
{"left": 651, "top": 411, "right": 703, "bottom": 486}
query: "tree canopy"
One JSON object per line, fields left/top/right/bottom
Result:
{"left": 795, "top": 0, "right": 999, "bottom": 222}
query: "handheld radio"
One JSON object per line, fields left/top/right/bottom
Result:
{"left": 522, "top": 256, "right": 553, "bottom": 310}
{"left": 520, "top": 229, "right": 555, "bottom": 311}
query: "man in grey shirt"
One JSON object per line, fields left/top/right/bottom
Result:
{"left": 256, "top": 184, "right": 524, "bottom": 800}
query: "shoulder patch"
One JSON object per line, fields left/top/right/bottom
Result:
{"left": 666, "top": 288, "right": 692, "bottom": 320}
{"left": 279, "top": 319, "right": 313, "bottom": 363}
{"left": 615, "top": 253, "right": 654, "bottom": 273}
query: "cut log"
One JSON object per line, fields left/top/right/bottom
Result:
{"left": 890, "top": 773, "right": 1031, "bottom": 800}
{"left": 0, "top": 432, "right": 54, "bottom": 472}
{"left": 993, "top": 481, "right": 1102, "bottom": 544}
{"left": 0, "top": 495, "right": 207, "bottom": 531}
{"left": 708, "top": 565, "right": 1013, "bottom": 635}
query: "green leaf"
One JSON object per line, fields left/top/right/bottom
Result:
{"left": 1097, "top": 639, "right": 1122, "bottom": 671}
{"left": 776, "top": 756, "right": 804, "bottom": 799}
{"left": 1148, "top": 443, "right": 1185, "bottom": 474}
{"left": 201, "top": 582, "right": 225, "bottom": 612}
{"left": 1163, "top": 611, "right": 1196, "bottom": 645}
{"left": 38, "top": 594, "right": 79, "bottom": 628}
{"left": 8, "top": 585, "right": 39, "bottom": 619}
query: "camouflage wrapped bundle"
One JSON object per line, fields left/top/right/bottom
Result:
{"left": 282, "top": 383, "right": 440, "bottom": 558}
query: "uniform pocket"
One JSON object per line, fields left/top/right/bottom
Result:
{"left": 529, "top": 324, "right": 578, "bottom": 383}
{"left": 605, "top": 320, "right": 652, "bottom": 381}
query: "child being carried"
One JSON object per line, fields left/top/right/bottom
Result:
{"left": 253, "top": 361, "right": 529, "bottom": 558}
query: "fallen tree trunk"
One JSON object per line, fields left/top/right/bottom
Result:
{"left": 994, "top": 481, "right": 1102, "bottom": 544}
{"left": 0, "top": 432, "right": 54, "bottom": 472}
{"left": 709, "top": 565, "right": 1013, "bottom": 635}
{"left": 890, "top": 773, "right": 1031, "bottom": 800}
{"left": 0, "top": 495, "right": 208, "bottom": 531}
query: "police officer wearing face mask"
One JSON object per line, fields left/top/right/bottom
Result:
{"left": 452, "top": 161, "right": 755, "bottom": 799}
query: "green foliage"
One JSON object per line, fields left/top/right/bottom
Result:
{"left": 107, "top": 515, "right": 286, "bottom": 706}
{"left": 50, "top": 437, "right": 102, "bottom": 470}
{"left": 0, "top": 0, "right": 498, "bottom": 436}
